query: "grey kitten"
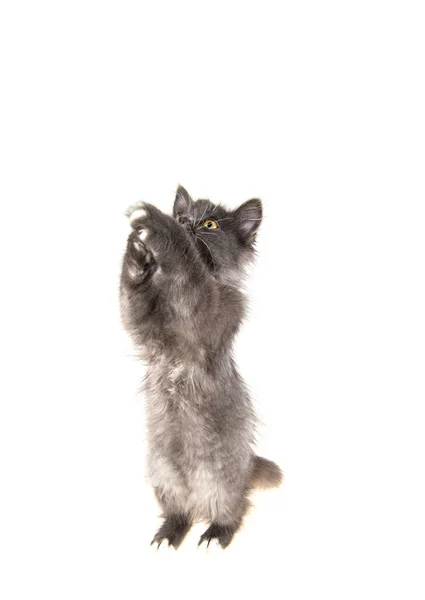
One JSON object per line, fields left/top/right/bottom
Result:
{"left": 120, "top": 186, "right": 282, "bottom": 549}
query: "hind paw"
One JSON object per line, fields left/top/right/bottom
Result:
{"left": 151, "top": 515, "right": 191, "bottom": 550}
{"left": 198, "top": 522, "right": 236, "bottom": 549}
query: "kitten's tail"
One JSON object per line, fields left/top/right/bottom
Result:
{"left": 251, "top": 456, "right": 284, "bottom": 489}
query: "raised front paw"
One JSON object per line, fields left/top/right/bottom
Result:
{"left": 128, "top": 205, "right": 150, "bottom": 240}
{"left": 127, "top": 203, "right": 168, "bottom": 254}
{"left": 122, "top": 230, "right": 155, "bottom": 285}
{"left": 126, "top": 202, "right": 191, "bottom": 271}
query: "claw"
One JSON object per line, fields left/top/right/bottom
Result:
{"left": 198, "top": 535, "right": 213, "bottom": 548}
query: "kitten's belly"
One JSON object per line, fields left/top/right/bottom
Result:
{"left": 149, "top": 450, "right": 236, "bottom": 521}
{"left": 145, "top": 360, "right": 248, "bottom": 519}
{"left": 147, "top": 419, "right": 228, "bottom": 520}
{"left": 144, "top": 357, "right": 253, "bottom": 518}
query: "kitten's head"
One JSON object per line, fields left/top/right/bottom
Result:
{"left": 173, "top": 185, "right": 262, "bottom": 280}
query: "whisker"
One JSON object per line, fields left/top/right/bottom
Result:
{"left": 198, "top": 231, "right": 219, "bottom": 238}
{"left": 195, "top": 234, "right": 216, "bottom": 271}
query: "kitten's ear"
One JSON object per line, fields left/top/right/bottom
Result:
{"left": 173, "top": 185, "right": 194, "bottom": 216}
{"left": 234, "top": 198, "right": 263, "bottom": 245}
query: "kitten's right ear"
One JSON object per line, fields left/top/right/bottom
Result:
{"left": 234, "top": 198, "right": 263, "bottom": 245}
{"left": 173, "top": 185, "right": 193, "bottom": 217}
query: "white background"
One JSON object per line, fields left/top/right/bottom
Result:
{"left": 1, "top": 1, "right": 424, "bottom": 598}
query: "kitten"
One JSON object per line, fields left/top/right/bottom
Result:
{"left": 120, "top": 185, "right": 282, "bottom": 549}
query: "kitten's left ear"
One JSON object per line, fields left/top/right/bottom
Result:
{"left": 234, "top": 198, "right": 263, "bottom": 245}
{"left": 173, "top": 185, "right": 194, "bottom": 217}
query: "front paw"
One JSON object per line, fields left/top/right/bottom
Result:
{"left": 126, "top": 202, "right": 186, "bottom": 268}
{"left": 122, "top": 231, "right": 155, "bottom": 285}
{"left": 128, "top": 205, "right": 148, "bottom": 232}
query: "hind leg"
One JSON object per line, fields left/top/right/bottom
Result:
{"left": 198, "top": 491, "right": 250, "bottom": 549}
{"left": 151, "top": 511, "right": 192, "bottom": 549}
{"left": 198, "top": 522, "right": 238, "bottom": 549}
{"left": 151, "top": 484, "right": 193, "bottom": 549}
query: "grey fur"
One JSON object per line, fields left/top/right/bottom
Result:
{"left": 120, "top": 186, "right": 282, "bottom": 549}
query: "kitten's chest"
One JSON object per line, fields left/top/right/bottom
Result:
{"left": 145, "top": 358, "right": 217, "bottom": 449}
{"left": 146, "top": 358, "right": 199, "bottom": 403}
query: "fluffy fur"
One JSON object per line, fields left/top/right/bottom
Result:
{"left": 120, "top": 186, "right": 282, "bottom": 549}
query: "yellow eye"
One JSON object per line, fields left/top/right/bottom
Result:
{"left": 202, "top": 219, "right": 218, "bottom": 230}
